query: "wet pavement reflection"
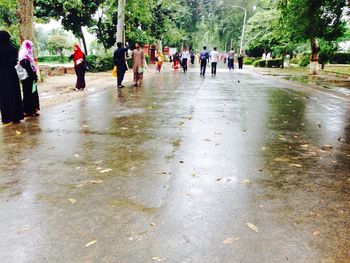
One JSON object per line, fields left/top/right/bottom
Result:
{"left": 0, "top": 67, "right": 349, "bottom": 262}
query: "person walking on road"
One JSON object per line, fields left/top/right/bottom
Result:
{"left": 228, "top": 48, "right": 235, "bottom": 71}
{"left": 181, "top": 48, "right": 190, "bottom": 73}
{"left": 173, "top": 52, "right": 180, "bottom": 70}
{"left": 0, "top": 31, "right": 24, "bottom": 124}
{"left": 70, "top": 44, "right": 86, "bottom": 91}
{"left": 113, "top": 42, "right": 129, "bottom": 88}
{"left": 19, "top": 40, "right": 40, "bottom": 117}
{"left": 155, "top": 51, "right": 164, "bottom": 72}
{"left": 190, "top": 52, "right": 195, "bottom": 65}
{"left": 132, "top": 42, "right": 145, "bottom": 87}
{"left": 199, "top": 46, "right": 209, "bottom": 76}
{"left": 210, "top": 47, "right": 219, "bottom": 76}
{"left": 238, "top": 52, "right": 244, "bottom": 70}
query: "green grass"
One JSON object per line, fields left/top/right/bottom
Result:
{"left": 324, "top": 66, "right": 350, "bottom": 76}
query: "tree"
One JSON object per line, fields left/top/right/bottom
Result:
{"left": 47, "top": 35, "right": 69, "bottom": 60}
{"left": 17, "top": 0, "right": 35, "bottom": 43}
{"left": 34, "top": 0, "right": 104, "bottom": 54}
{"left": 278, "top": 0, "right": 348, "bottom": 74}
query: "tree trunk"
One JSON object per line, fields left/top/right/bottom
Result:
{"left": 17, "top": 0, "right": 41, "bottom": 80}
{"left": 79, "top": 28, "right": 88, "bottom": 55}
{"left": 116, "top": 0, "right": 126, "bottom": 43}
{"left": 310, "top": 38, "right": 320, "bottom": 75}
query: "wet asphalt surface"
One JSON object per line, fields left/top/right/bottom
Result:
{"left": 0, "top": 65, "right": 350, "bottom": 263}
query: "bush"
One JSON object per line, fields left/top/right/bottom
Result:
{"left": 290, "top": 57, "right": 299, "bottom": 64}
{"left": 85, "top": 53, "right": 151, "bottom": 72}
{"left": 329, "top": 53, "right": 350, "bottom": 64}
{"left": 298, "top": 53, "right": 310, "bottom": 67}
{"left": 86, "top": 53, "right": 114, "bottom": 72}
{"left": 38, "top": 55, "right": 70, "bottom": 63}
{"left": 243, "top": 57, "right": 259, "bottom": 65}
{"left": 253, "top": 59, "right": 282, "bottom": 68}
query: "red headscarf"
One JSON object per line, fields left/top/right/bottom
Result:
{"left": 73, "top": 44, "right": 85, "bottom": 66}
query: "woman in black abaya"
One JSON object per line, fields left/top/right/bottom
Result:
{"left": 0, "top": 31, "right": 24, "bottom": 124}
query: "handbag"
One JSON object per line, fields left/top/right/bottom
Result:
{"left": 112, "top": 66, "right": 117, "bottom": 77}
{"left": 15, "top": 64, "right": 28, "bottom": 80}
{"left": 137, "top": 66, "right": 144, "bottom": 74}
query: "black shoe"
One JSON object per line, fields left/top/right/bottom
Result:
{"left": 118, "top": 85, "right": 124, "bottom": 89}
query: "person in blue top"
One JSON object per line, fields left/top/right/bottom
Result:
{"left": 199, "top": 46, "right": 209, "bottom": 76}
{"left": 113, "top": 42, "right": 129, "bottom": 88}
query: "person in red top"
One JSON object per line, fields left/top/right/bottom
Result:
{"left": 70, "top": 45, "right": 86, "bottom": 90}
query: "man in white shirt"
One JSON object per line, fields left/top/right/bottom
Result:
{"left": 181, "top": 48, "right": 190, "bottom": 73}
{"left": 210, "top": 47, "right": 219, "bottom": 76}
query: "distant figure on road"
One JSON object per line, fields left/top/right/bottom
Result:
{"left": 113, "top": 41, "right": 129, "bottom": 88}
{"left": 70, "top": 44, "right": 86, "bottom": 91}
{"left": 181, "top": 47, "right": 190, "bottom": 73}
{"left": 0, "top": 31, "right": 24, "bottom": 124}
{"left": 190, "top": 52, "right": 195, "bottom": 64}
{"left": 155, "top": 51, "right": 164, "bottom": 72}
{"left": 222, "top": 52, "right": 227, "bottom": 64}
{"left": 210, "top": 47, "right": 219, "bottom": 76}
{"left": 238, "top": 53, "right": 244, "bottom": 70}
{"left": 19, "top": 40, "right": 40, "bottom": 117}
{"left": 132, "top": 42, "right": 145, "bottom": 87}
{"left": 200, "top": 46, "right": 210, "bottom": 76}
{"left": 173, "top": 52, "right": 180, "bottom": 70}
{"left": 228, "top": 48, "right": 234, "bottom": 71}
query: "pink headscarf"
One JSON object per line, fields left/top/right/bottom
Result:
{"left": 19, "top": 40, "right": 36, "bottom": 72}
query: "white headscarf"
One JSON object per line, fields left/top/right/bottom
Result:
{"left": 19, "top": 40, "right": 36, "bottom": 72}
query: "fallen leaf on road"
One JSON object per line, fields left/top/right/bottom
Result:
{"left": 152, "top": 257, "right": 166, "bottom": 262}
{"left": 246, "top": 223, "right": 258, "bottom": 232}
{"left": 150, "top": 222, "right": 157, "bottom": 227}
{"left": 240, "top": 179, "right": 251, "bottom": 184}
{"left": 68, "top": 198, "right": 77, "bottom": 204}
{"left": 223, "top": 237, "right": 240, "bottom": 244}
{"left": 274, "top": 157, "right": 290, "bottom": 162}
{"left": 300, "top": 144, "right": 309, "bottom": 149}
{"left": 85, "top": 240, "right": 97, "bottom": 247}
{"left": 100, "top": 168, "right": 112, "bottom": 173}
{"left": 74, "top": 154, "right": 79, "bottom": 158}
{"left": 16, "top": 130, "right": 21, "bottom": 135}
{"left": 156, "top": 171, "right": 169, "bottom": 175}
{"left": 313, "top": 231, "right": 320, "bottom": 236}
{"left": 216, "top": 177, "right": 223, "bottom": 181}
{"left": 290, "top": 164, "right": 302, "bottom": 167}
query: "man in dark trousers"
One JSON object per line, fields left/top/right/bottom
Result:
{"left": 113, "top": 42, "right": 129, "bottom": 88}
{"left": 199, "top": 46, "right": 210, "bottom": 76}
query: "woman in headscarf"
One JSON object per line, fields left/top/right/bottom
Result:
{"left": 70, "top": 44, "right": 86, "bottom": 90}
{"left": 0, "top": 31, "right": 24, "bottom": 124}
{"left": 132, "top": 42, "right": 145, "bottom": 87}
{"left": 173, "top": 52, "right": 180, "bottom": 70}
{"left": 19, "top": 40, "right": 40, "bottom": 117}
{"left": 155, "top": 51, "right": 164, "bottom": 72}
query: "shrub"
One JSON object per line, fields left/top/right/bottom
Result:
{"left": 86, "top": 53, "right": 114, "bottom": 72}
{"left": 329, "top": 53, "right": 350, "bottom": 64}
{"left": 243, "top": 57, "right": 259, "bottom": 65}
{"left": 299, "top": 53, "right": 310, "bottom": 67}
{"left": 38, "top": 55, "right": 70, "bottom": 63}
{"left": 290, "top": 57, "right": 299, "bottom": 64}
{"left": 253, "top": 59, "right": 282, "bottom": 68}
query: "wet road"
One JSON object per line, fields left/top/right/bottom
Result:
{"left": 0, "top": 66, "right": 350, "bottom": 263}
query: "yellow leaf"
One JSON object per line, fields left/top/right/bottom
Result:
{"left": 246, "top": 223, "right": 258, "bottom": 232}
{"left": 152, "top": 257, "right": 166, "bottom": 262}
{"left": 223, "top": 237, "right": 240, "bottom": 244}
{"left": 240, "top": 179, "right": 251, "bottom": 184}
{"left": 68, "top": 198, "right": 77, "bottom": 204}
{"left": 99, "top": 168, "right": 112, "bottom": 173}
{"left": 313, "top": 231, "right": 320, "bottom": 236}
{"left": 290, "top": 164, "right": 302, "bottom": 167}
{"left": 16, "top": 130, "right": 21, "bottom": 135}
{"left": 85, "top": 240, "right": 97, "bottom": 247}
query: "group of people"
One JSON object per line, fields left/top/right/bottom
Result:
{"left": 0, "top": 31, "right": 39, "bottom": 124}
{"left": 0, "top": 29, "right": 246, "bottom": 124}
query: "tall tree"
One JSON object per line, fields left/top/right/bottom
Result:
{"left": 278, "top": 0, "right": 347, "bottom": 74}
{"left": 17, "top": 0, "right": 35, "bottom": 43}
{"left": 34, "top": 0, "right": 104, "bottom": 54}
